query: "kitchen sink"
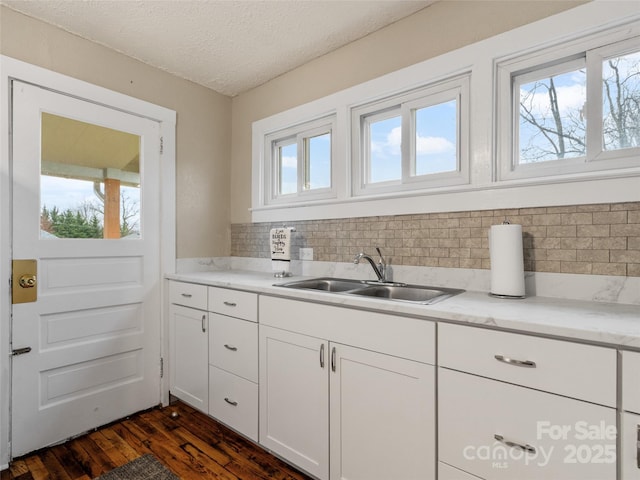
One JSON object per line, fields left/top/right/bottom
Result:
{"left": 275, "top": 277, "right": 464, "bottom": 304}
{"left": 277, "top": 277, "right": 368, "bottom": 292}
{"left": 348, "top": 284, "right": 464, "bottom": 305}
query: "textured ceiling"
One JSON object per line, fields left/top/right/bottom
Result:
{"left": 2, "top": 0, "right": 433, "bottom": 96}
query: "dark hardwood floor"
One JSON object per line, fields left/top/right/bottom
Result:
{"left": 1, "top": 401, "right": 312, "bottom": 480}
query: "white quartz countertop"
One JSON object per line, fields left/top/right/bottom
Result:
{"left": 167, "top": 270, "right": 640, "bottom": 349}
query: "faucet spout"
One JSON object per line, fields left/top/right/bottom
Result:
{"left": 353, "top": 250, "right": 387, "bottom": 282}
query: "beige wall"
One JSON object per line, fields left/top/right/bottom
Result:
{"left": 230, "top": 0, "right": 585, "bottom": 224}
{"left": 0, "top": 6, "right": 232, "bottom": 258}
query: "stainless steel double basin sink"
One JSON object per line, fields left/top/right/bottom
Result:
{"left": 275, "top": 277, "right": 464, "bottom": 305}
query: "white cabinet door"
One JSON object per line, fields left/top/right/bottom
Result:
{"left": 330, "top": 343, "right": 436, "bottom": 480}
{"left": 622, "top": 412, "right": 640, "bottom": 480}
{"left": 439, "top": 368, "right": 616, "bottom": 480}
{"left": 259, "top": 325, "right": 329, "bottom": 480}
{"left": 169, "top": 304, "right": 208, "bottom": 412}
{"left": 624, "top": 351, "right": 640, "bottom": 415}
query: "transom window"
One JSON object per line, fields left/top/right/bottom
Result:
{"left": 352, "top": 74, "right": 469, "bottom": 196}
{"left": 498, "top": 35, "right": 640, "bottom": 180}
{"left": 265, "top": 116, "right": 335, "bottom": 204}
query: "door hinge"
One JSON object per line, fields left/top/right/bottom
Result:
{"left": 160, "top": 357, "right": 164, "bottom": 378}
{"left": 160, "top": 136, "right": 164, "bottom": 155}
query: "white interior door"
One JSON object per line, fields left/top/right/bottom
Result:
{"left": 10, "top": 81, "right": 162, "bottom": 456}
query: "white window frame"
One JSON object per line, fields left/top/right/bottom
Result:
{"left": 352, "top": 75, "right": 470, "bottom": 197}
{"left": 497, "top": 28, "right": 640, "bottom": 182}
{"left": 264, "top": 115, "right": 336, "bottom": 205}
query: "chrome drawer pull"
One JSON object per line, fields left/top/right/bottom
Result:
{"left": 494, "top": 434, "right": 536, "bottom": 455}
{"left": 223, "top": 301, "right": 237, "bottom": 307}
{"left": 224, "top": 398, "right": 238, "bottom": 406}
{"left": 181, "top": 293, "right": 193, "bottom": 298}
{"left": 201, "top": 314, "right": 206, "bottom": 333}
{"left": 331, "top": 346, "right": 336, "bottom": 372}
{"left": 320, "top": 344, "right": 325, "bottom": 368}
{"left": 224, "top": 344, "right": 238, "bottom": 351}
{"left": 636, "top": 424, "right": 639, "bottom": 469}
{"left": 494, "top": 354, "right": 536, "bottom": 368}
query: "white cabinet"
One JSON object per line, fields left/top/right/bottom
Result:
{"left": 622, "top": 351, "right": 640, "bottom": 480}
{"left": 168, "top": 281, "right": 209, "bottom": 413}
{"left": 438, "top": 324, "right": 617, "bottom": 480}
{"left": 259, "top": 296, "right": 436, "bottom": 480}
{"left": 208, "top": 288, "right": 259, "bottom": 441}
{"left": 329, "top": 343, "right": 435, "bottom": 480}
{"left": 259, "top": 325, "right": 329, "bottom": 480}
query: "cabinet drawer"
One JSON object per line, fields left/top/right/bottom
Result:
{"left": 624, "top": 351, "right": 640, "bottom": 414}
{"left": 209, "top": 366, "right": 258, "bottom": 442}
{"left": 209, "top": 313, "right": 258, "bottom": 382}
{"left": 169, "top": 281, "right": 207, "bottom": 310}
{"left": 208, "top": 287, "right": 257, "bottom": 322}
{"left": 439, "top": 368, "right": 616, "bottom": 480}
{"left": 622, "top": 412, "right": 640, "bottom": 480}
{"left": 438, "top": 323, "right": 616, "bottom": 407}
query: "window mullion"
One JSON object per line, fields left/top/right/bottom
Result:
{"left": 402, "top": 104, "right": 412, "bottom": 182}
{"left": 585, "top": 50, "right": 603, "bottom": 161}
{"left": 296, "top": 133, "right": 305, "bottom": 194}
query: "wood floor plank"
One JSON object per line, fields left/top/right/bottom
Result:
{"left": 121, "top": 415, "right": 217, "bottom": 479}
{"left": 144, "top": 415, "right": 239, "bottom": 480}
{"left": 96, "top": 428, "right": 139, "bottom": 463}
{"left": 3, "top": 401, "right": 312, "bottom": 480}
{"left": 48, "top": 445, "right": 88, "bottom": 480}
{"left": 87, "top": 431, "right": 129, "bottom": 468}
{"left": 23, "top": 457, "right": 48, "bottom": 480}
{"left": 39, "top": 450, "right": 71, "bottom": 480}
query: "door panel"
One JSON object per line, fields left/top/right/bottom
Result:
{"left": 11, "top": 81, "right": 161, "bottom": 456}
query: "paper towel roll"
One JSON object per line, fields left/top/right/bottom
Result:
{"left": 489, "top": 223, "right": 525, "bottom": 298}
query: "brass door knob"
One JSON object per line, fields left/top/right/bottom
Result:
{"left": 19, "top": 274, "right": 36, "bottom": 288}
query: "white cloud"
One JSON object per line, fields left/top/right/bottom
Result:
{"left": 416, "top": 135, "right": 455, "bottom": 155}
{"left": 280, "top": 155, "right": 297, "bottom": 168}
{"left": 521, "top": 83, "right": 586, "bottom": 117}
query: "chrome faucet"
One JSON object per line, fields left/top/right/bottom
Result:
{"left": 353, "top": 247, "right": 388, "bottom": 282}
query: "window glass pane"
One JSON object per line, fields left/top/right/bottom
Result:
{"left": 368, "top": 115, "right": 401, "bottom": 183}
{"left": 304, "top": 133, "right": 331, "bottom": 190}
{"left": 278, "top": 142, "right": 297, "bottom": 195}
{"left": 518, "top": 68, "right": 586, "bottom": 164}
{"left": 40, "top": 113, "right": 141, "bottom": 239}
{"left": 414, "top": 100, "right": 457, "bottom": 175}
{"left": 603, "top": 50, "right": 640, "bottom": 151}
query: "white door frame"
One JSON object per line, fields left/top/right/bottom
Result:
{"left": 0, "top": 55, "right": 176, "bottom": 467}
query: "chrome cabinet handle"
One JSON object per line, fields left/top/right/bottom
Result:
{"left": 331, "top": 347, "right": 336, "bottom": 372}
{"left": 224, "top": 398, "right": 238, "bottom": 406}
{"left": 224, "top": 344, "right": 238, "bottom": 351}
{"left": 181, "top": 293, "right": 192, "bottom": 298}
{"left": 223, "top": 301, "right": 237, "bottom": 307}
{"left": 201, "top": 314, "right": 206, "bottom": 333}
{"left": 320, "top": 344, "right": 325, "bottom": 368}
{"left": 494, "top": 434, "right": 536, "bottom": 455}
{"left": 636, "top": 424, "right": 639, "bottom": 469}
{"left": 494, "top": 354, "right": 536, "bottom": 368}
